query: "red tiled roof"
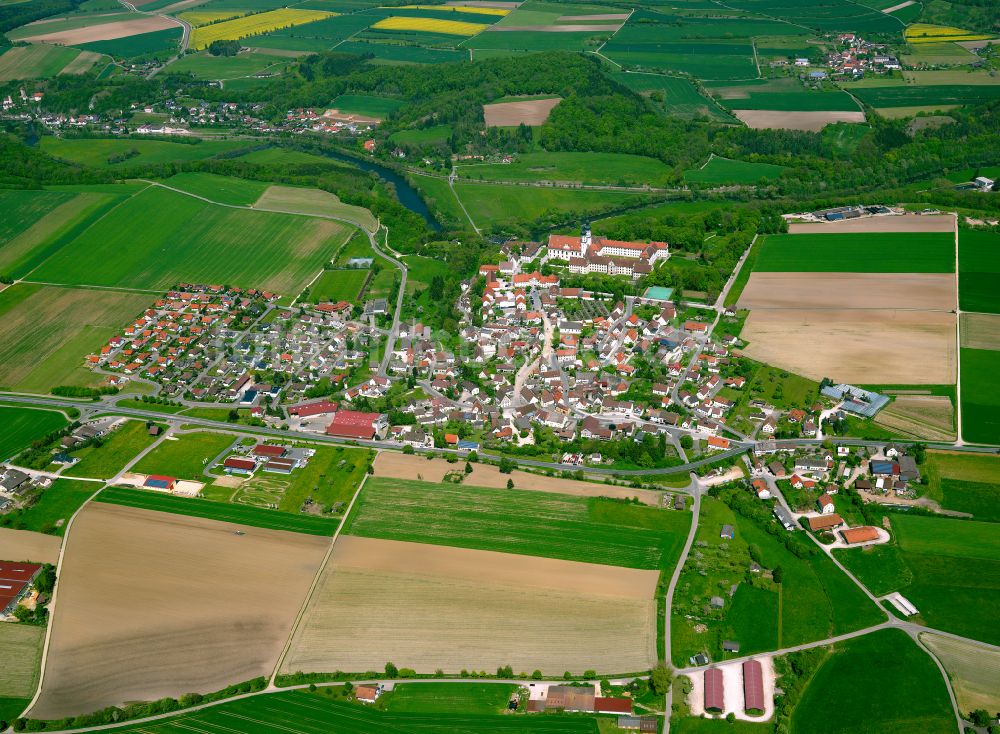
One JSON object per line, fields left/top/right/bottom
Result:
{"left": 704, "top": 668, "right": 724, "bottom": 712}
{"left": 743, "top": 659, "right": 765, "bottom": 713}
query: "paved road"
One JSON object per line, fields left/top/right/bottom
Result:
{"left": 368, "top": 224, "right": 406, "bottom": 377}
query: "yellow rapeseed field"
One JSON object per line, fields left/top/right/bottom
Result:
{"left": 371, "top": 15, "right": 487, "bottom": 35}
{"left": 905, "top": 23, "right": 992, "bottom": 44}
{"left": 397, "top": 4, "right": 510, "bottom": 15}
{"left": 190, "top": 8, "right": 335, "bottom": 50}
{"left": 177, "top": 10, "right": 247, "bottom": 27}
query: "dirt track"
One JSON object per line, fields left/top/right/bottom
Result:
{"left": 373, "top": 452, "right": 663, "bottom": 504}
{"left": 733, "top": 110, "right": 866, "bottom": 132}
{"left": 282, "top": 536, "right": 658, "bottom": 675}
{"left": 0, "top": 528, "right": 61, "bottom": 565}
{"left": 740, "top": 308, "right": 956, "bottom": 384}
{"left": 788, "top": 214, "right": 955, "bottom": 233}
{"left": 21, "top": 16, "right": 177, "bottom": 44}
{"left": 30, "top": 503, "right": 327, "bottom": 718}
{"left": 483, "top": 97, "right": 560, "bottom": 126}
{"left": 737, "top": 272, "right": 956, "bottom": 311}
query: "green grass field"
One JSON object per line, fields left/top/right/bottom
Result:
{"left": 0, "top": 43, "right": 88, "bottom": 81}
{"left": 410, "top": 174, "right": 468, "bottom": 227}
{"left": 453, "top": 182, "right": 653, "bottom": 229}
{"left": 683, "top": 156, "right": 785, "bottom": 185}
{"left": 608, "top": 72, "right": 734, "bottom": 121}
{"left": 76, "top": 27, "right": 182, "bottom": 58}
{"left": 64, "top": 420, "right": 160, "bottom": 480}
{"left": 754, "top": 232, "right": 955, "bottom": 272}
{"left": 160, "top": 172, "right": 270, "bottom": 206}
{"left": 837, "top": 513, "right": 1000, "bottom": 645}
{"left": 330, "top": 94, "right": 404, "bottom": 118}
{"left": 458, "top": 151, "right": 674, "bottom": 187}
{"left": 236, "top": 147, "right": 334, "bottom": 166}
{"left": 389, "top": 125, "right": 452, "bottom": 145}
{"left": 960, "top": 348, "right": 1000, "bottom": 445}
{"left": 29, "top": 186, "right": 352, "bottom": 295}
{"left": 959, "top": 229, "right": 1000, "bottom": 314}
{"left": 308, "top": 269, "right": 369, "bottom": 302}
{"left": 854, "top": 84, "right": 1000, "bottom": 109}
{"left": 84, "top": 690, "right": 599, "bottom": 733}
{"left": 386, "top": 683, "right": 518, "bottom": 714}
{"left": 168, "top": 51, "right": 286, "bottom": 79}
{"left": 40, "top": 137, "right": 251, "bottom": 168}
{"left": 0, "top": 406, "right": 67, "bottom": 461}
{"left": 11, "top": 479, "right": 97, "bottom": 536}
{"left": 791, "top": 629, "right": 955, "bottom": 734}
{"left": 131, "top": 431, "right": 235, "bottom": 481}
{"left": 96, "top": 486, "right": 340, "bottom": 535}
{"left": 345, "top": 477, "right": 691, "bottom": 570}
{"left": 715, "top": 90, "right": 860, "bottom": 112}
{"left": 923, "top": 450, "right": 1000, "bottom": 521}
{"left": 0, "top": 624, "right": 44, "bottom": 699}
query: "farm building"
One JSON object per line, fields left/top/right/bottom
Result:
{"left": 264, "top": 457, "right": 296, "bottom": 474}
{"left": 355, "top": 684, "right": 382, "bottom": 703}
{"left": 704, "top": 668, "right": 724, "bottom": 713}
{"left": 773, "top": 505, "right": 797, "bottom": 531}
{"left": 0, "top": 561, "right": 42, "bottom": 614}
{"left": 289, "top": 400, "right": 339, "bottom": 418}
{"left": 808, "top": 514, "right": 843, "bottom": 531}
{"left": 253, "top": 444, "right": 287, "bottom": 459}
{"left": 143, "top": 475, "right": 176, "bottom": 491}
{"left": 817, "top": 494, "right": 835, "bottom": 514}
{"left": 841, "top": 526, "right": 880, "bottom": 545}
{"left": 743, "top": 659, "right": 765, "bottom": 715}
{"left": 326, "top": 410, "right": 387, "bottom": 440}
{"left": 595, "top": 698, "right": 633, "bottom": 715}
{"left": 542, "top": 686, "right": 595, "bottom": 712}
{"left": 618, "top": 717, "right": 658, "bottom": 732}
{"left": 223, "top": 457, "right": 256, "bottom": 475}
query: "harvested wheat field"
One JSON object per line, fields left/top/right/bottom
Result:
{"left": 875, "top": 395, "right": 955, "bottom": 441}
{"left": 733, "top": 110, "right": 865, "bottom": 132}
{"left": 30, "top": 502, "right": 327, "bottom": 719}
{"left": 737, "top": 272, "right": 956, "bottom": 311}
{"left": 483, "top": 97, "right": 560, "bottom": 127}
{"left": 789, "top": 214, "right": 955, "bottom": 234}
{"left": 740, "top": 309, "right": 955, "bottom": 384}
{"left": 20, "top": 16, "right": 177, "bottom": 44}
{"left": 282, "top": 536, "right": 658, "bottom": 676}
{"left": 922, "top": 632, "right": 1000, "bottom": 714}
{"left": 0, "top": 527, "right": 61, "bottom": 565}
{"left": 373, "top": 451, "right": 662, "bottom": 504}
{"left": 960, "top": 312, "right": 1000, "bottom": 351}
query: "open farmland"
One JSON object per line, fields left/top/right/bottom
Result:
{"left": 75, "top": 26, "right": 182, "bottom": 57}
{"left": 960, "top": 348, "right": 1000, "bottom": 444}
{"left": 609, "top": 72, "right": 733, "bottom": 120}
{"left": 28, "top": 186, "right": 352, "bottom": 294}
{"left": 483, "top": 97, "right": 560, "bottom": 126}
{"left": 683, "top": 156, "right": 785, "bottom": 185}
{"left": 791, "top": 629, "right": 955, "bottom": 734}
{"left": 959, "top": 229, "right": 1000, "bottom": 313}
{"left": 740, "top": 308, "right": 955, "bottom": 384}
{"left": 458, "top": 151, "right": 672, "bottom": 187}
{"left": 10, "top": 479, "right": 97, "bottom": 536}
{"left": 15, "top": 15, "right": 179, "bottom": 45}
{"left": 190, "top": 8, "right": 334, "bottom": 49}
{"left": 373, "top": 451, "right": 664, "bottom": 504}
{"left": 74, "top": 690, "right": 600, "bottom": 734}
{"left": 0, "top": 406, "right": 68, "bottom": 461}
{"left": 345, "top": 477, "right": 689, "bottom": 569}
{"left": 161, "top": 172, "right": 268, "bottom": 206}
{"left": 874, "top": 395, "right": 955, "bottom": 442}
{"left": 788, "top": 214, "right": 955, "bottom": 233}
{"left": 737, "top": 273, "right": 956, "bottom": 311}
{"left": 0, "top": 284, "right": 151, "bottom": 393}
{"left": 371, "top": 15, "right": 487, "bottom": 34}
{"left": 254, "top": 185, "right": 378, "bottom": 232}
{"left": 921, "top": 632, "right": 1000, "bottom": 716}
{"left": 0, "top": 623, "right": 44, "bottom": 699}
{"left": 39, "top": 138, "right": 252, "bottom": 167}
{"left": 30, "top": 502, "right": 328, "bottom": 719}
{"left": 0, "top": 44, "right": 95, "bottom": 81}
{"left": 168, "top": 50, "right": 287, "bottom": 79}
{"left": 732, "top": 110, "right": 866, "bottom": 132}
{"left": 752, "top": 232, "right": 955, "bottom": 272}
{"left": 853, "top": 85, "right": 1000, "bottom": 110}
{"left": 923, "top": 450, "right": 1000, "bottom": 520}
{"left": 0, "top": 528, "right": 62, "bottom": 565}
{"left": 960, "top": 313, "right": 1000, "bottom": 351}
{"left": 604, "top": 41, "right": 757, "bottom": 81}
{"left": 282, "top": 536, "right": 658, "bottom": 676}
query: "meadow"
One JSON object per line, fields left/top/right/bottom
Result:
{"left": 609, "top": 72, "right": 733, "bottom": 121}
{"left": 0, "top": 284, "right": 150, "bottom": 394}
{"left": 0, "top": 43, "right": 89, "bottom": 81}
{"left": 65, "top": 420, "right": 160, "bottom": 480}
{"left": 308, "top": 268, "right": 369, "bottom": 302}
{"left": 344, "top": 477, "right": 690, "bottom": 569}
{"left": 8, "top": 479, "right": 97, "bottom": 536}
{"left": 754, "top": 232, "right": 955, "bottom": 272}
{"left": 603, "top": 40, "right": 757, "bottom": 81}
{"left": 922, "top": 450, "right": 1000, "bottom": 521}
{"left": 329, "top": 93, "right": 405, "bottom": 118}
{"left": 131, "top": 431, "right": 235, "bottom": 480}
{"left": 458, "top": 151, "right": 673, "bottom": 187}
{"left": 386, "top": 683, "right": 518, "bottom": 714}
{"left": 29, "top": 186, "right": 352, "bottom": 294}
{"left": 97, "top": 486, "right": 340, "bottom": 535}
{"left": 683, "top": 156, "right": 785, "bottom": 185}
{"left": 958, "top": 229, "right": 1000, "bottom": 313}
{"left": 253, "top": 185, "right": 377, "bottom": 232}
{"left": 921, "top": 632, "right": 1000, "bottom": 716}
{"left": 161, "top": 172, "right": 269, "bottom": 206}
{"left": 390, "top": 124, "right": 452, "bottom": 145}
{"left": 87, "top": 690, "right": 600, "bottom": 733}
{"left": 790, "top": 629, "right": 955, "bottom": 734}
{"left": 40, "top": 137, "right": 252, "bottom": 167}
{"left": 76, "top": 27, "right": 182, "bottom": 58}
{"left": 0, "top": 623, "right": 44, "bottom": 699}
{"left": 836, "top": 513, "right": 1000, "bottom": 646}
{"left": 0, "top": 406, "right": 68, "bottom": 461}
{"left": 190, "top": 8, "right": 334, "bottom": 49}
{"left": 960, "top": 348, "right": 1000, "bottom": 445}
{"left": 167, "top": 51, "right": 287, "bottom": 79}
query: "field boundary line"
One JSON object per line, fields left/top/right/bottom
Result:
{"left": 269, "top": 468, "right": 371, "bottom": 685}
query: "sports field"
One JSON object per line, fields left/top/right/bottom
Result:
{"left": 29, "top": 186, "right": 352, "bottom": 294}
{"left": 959, "top": 229, "right": 1000, "bottom": 313}
{"left": 282, "top": 536, "right": 659, "bottom": 675}
{"left": 80, "top": 690, "right": 599, "bottom": 733}
{"left": 0, "top": 405, "right": 68, "bottom": 461}
{"left": 0, "top": 284, "right": 150, "bottom": 393}
{"left": 64, "top": 420, "right": 160, "bottom": 480}
{"left": 30, "top": 502, "right": 328, "bottom": 719}
{"left": 960, "top": 348, "right": 1000, "bottom": 444}
{"left": 683, "top": 156, "right": 785, "bottom": 185}
{"left": 344, "top": 477, "right": 689, "bottom": 569}
{"left": 753, "top": 232, "right": 955, "bottom": 272}
{"left": 0, "top": 623, "right": 44, "bottom": 699}
{"left": 791, "top": 629, "right": 955, "bottom": 734}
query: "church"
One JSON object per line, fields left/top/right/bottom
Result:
{"left": 546, "top": 223, "right": 669, "bottom": 279}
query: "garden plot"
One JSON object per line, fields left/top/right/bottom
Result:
{"left": 30, "top": 502, "right": 328, "bottom": 719}
{"left": 281, "top": 536, "right": 658, "bottom": 676}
